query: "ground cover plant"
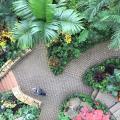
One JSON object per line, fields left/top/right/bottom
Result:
{"left": 0, "top": 91, "right": 40, "bottom": 120}
{"left": 58, "top": 93, "right": 112, "bottom": 120}
{"left": 83, "top": 58, "right": 120, "bottom": 97}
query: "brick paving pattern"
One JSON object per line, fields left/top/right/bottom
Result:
{"left": 0, "top": 71, "right": 18, "bottom": 92}
{"left": 12, "top": 42, "right": 120, "bottom": 120}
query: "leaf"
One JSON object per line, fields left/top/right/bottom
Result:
{"left": 28, "top": 0, "right": 54, "bottom": 21}
{"left": 57, "top": 9, "right": 84, "bottom": 34}
{"left": 74, "top": 49, "right": 80, "bottom": 58}
{"left": 89, "top": 0, "right": 110, "bottom": 21}
{"left": 109, "top": 29, "right": 120, "bottom": 49}
{"left": 13, "top": 0, "right": 33, "bottom": 19}
{"left": 78, "top": 29, "right": 89, "bottom": 43}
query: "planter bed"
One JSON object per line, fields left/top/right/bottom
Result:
{"left": 83, "top": 57, "right": 120, "bottom": 98}
{"left": 58, "top": 93, "right": 113, "bottom": 120}
{"left": 0, "top": 91, "right": 40, "bottom": 120}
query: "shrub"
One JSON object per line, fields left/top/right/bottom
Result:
{"left": 0, "top": 91, "right": 40, "bottom": 120}
{"left": 83, "top": 57, "right": 120, "bottom": 97}
{"left": 74, "top": 106, "right": 110, "bottom": 120}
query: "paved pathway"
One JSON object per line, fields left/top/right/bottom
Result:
{"left": 12, "top": 42, "right": 120, "bottom": 120}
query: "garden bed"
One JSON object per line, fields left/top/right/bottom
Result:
{"left": 83, "top": 57, "right": 120, "bottom": 98}
{"left": 48, "top": 33, "right": 108, "bottom": 75}
{"left": 0, "top": 91, "right": 40, "bottom": 120}
{"left": 58, "top": 93, "right": 112, "bottom": 120}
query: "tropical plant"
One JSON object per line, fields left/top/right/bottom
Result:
{"left": 0, "top": 0, "right": 16, "bottom": 29}
{"left": 66, "top": 0, "right": 120, "bottom": 49}
{"left": 12, "top": 0, "right": 84, "bottom": 49}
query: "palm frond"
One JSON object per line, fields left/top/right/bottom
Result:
{"left": 102, "top": 15, "right": 120, "bottom": 24}
{"left": 56, "top": 9, "right": 84, "bottom": 34}
{"left": 13, "top": 21, "right": 35, "bottom": 49}
{"left": 28, "top": 0, "right": 54, "bottom": 21}
{"left": 109, "top": 29, "right": 120, "bottom": 49}
{"left": 13, "top": 0, "right": 33, "bottom": 19}
{"left": 31, "top": 21, "right": 59, "bottom": 42}
{"left": 89, "top": 0, "right": 110, "bottom": 20}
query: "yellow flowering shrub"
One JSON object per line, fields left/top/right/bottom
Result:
{"left": 3, "top": 101, "right": 16, "bottom": 108}
{"left": 0, "top": 31, "right": 15, "bottom": 48}
{"left": 65, "top": 34, "right": 72, "bottom": 44}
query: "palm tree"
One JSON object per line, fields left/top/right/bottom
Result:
{"left": 13, "top": 0, "right": 84, "bottom": 49}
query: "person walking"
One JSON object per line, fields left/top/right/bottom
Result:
{"left": 32, "top": 87, "right": 46, "bottom": 96}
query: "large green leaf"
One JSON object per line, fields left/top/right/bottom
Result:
{"left": 13, "top": 21, "right": 35, "bottom": 49}
{"left": 13, "top": 0, "right": 33, "bottom": 19}
{"left": 31, "top": 21, "right": 59, "bottom": 42}
{"left": 13, "top": 20, "right": 59, "bottom": 48}
{"left": 56, "top": 8, "right": 84, "bottom": 34}
{"left": 28, "top": 0, "right": 54, "bottom": 21}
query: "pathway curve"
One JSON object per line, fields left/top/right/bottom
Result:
{"left": 12, "top": 42, "right": 120, "bottom": 120}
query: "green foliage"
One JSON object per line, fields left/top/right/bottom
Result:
{"left": 109, "top": 29, "right": 120, "bottom": 49}
{"left": 58, "top": 112, "right": 70, "bottom": 120}
{"left": 83, "top": 57, "right": 120, "bottom": 97}
{"left": 0, "top": 92, "right": 40, "bottom": 120}
{"left": 48, "top": 34, "right": 81, "bottom": 75}
{"left": 58, "top": 93, "right": 109, "bottom": 120}
{"left": 0, "top": 31, "right": 23, "bottom": 69}
{"left": 48, "top": 31, "right": 107, "bottom": 75}
{"left": 29, "top": 0, "right": 53, "bottom": 21}
{"left": 0, "top": 0, "right": 16, "bottom": 29}
{"left": 17, "top": 105, "right": 40, "bottom": 120}
{"left": 13, "top": 0, "right": 83, "bottom": 48}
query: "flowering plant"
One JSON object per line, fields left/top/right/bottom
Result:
{"left": 74, "top": 106, "right": 110, "bottom": 120}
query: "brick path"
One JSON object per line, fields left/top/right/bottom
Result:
{"left": 12, "top": 42, "right": 120, "bottom": 120}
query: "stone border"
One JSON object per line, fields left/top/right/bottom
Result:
{"left": 12, "top": 86, "right": 42, "bottom": 108}
{"left": 0, "top": 49, "right": 32, "bottom": 80}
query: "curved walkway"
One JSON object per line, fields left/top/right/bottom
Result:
{"left": 12, "top": 42, "right": 120, "bottom": 120}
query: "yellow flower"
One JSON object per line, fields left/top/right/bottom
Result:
{"left": 1, "top": 31, "right": 16, "bottom": 42}
{"left": 65, "top": 34, "right": 72, "bottom": 44}
{"left": 0, "top": 41, "right": 6, "bottom": 47}
{"left": 3, "top": 101, "right": 16, "bottom": 108}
